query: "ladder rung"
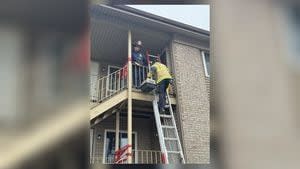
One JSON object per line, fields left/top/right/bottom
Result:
{"left": 160, "top": 114, "right": 172, "bottom": 118}
{"left": 164, "top": 137, "right": 178, "bottom": 141}
{"left": 167, "top": 151, "right": 181, "bottom": 154}
{"left": 161, "top": 125, "right": 175, "bottom": 129}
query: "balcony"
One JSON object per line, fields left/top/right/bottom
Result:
{"left": 90, "top": 64, "right": 149, "bottom": 104}
{"left": 89, "top": 62, "right": 177, "bottom": 122}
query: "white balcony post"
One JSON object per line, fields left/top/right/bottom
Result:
{"left": 127, "top": 30, "right": 133, "bottom": 164}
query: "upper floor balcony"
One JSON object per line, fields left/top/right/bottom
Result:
{"left": 90, "top": 12, "right": 176, "bottom": 113}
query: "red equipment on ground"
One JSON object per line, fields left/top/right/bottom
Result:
{"left": 114, "top": 144, "right": 132, "bottom": 164}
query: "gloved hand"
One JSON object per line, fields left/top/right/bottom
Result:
{"left": 147, "top": 72, "right": 152, "bottom": 79}
{"left": 134, "top": 62, "right": 142, "bottom": 67}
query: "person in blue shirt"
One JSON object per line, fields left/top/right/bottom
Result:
{"left": 132, "top": 40, "right": 147, "bottom": 88}
{"left": 132, "top": 40, "right": 147, "bottom": 66}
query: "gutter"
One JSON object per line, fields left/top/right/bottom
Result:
{"left": 95, "top": 5, "right": 209, "bottom": 40}
{"left": 115, "top": 5, "right": 210, "bottom": 36}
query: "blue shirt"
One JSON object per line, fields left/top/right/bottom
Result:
{"left": 132, "top": 51, "right": 147, "bottom": 66}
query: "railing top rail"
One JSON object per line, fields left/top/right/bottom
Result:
{"left": 132, "top": 63, "right": 148, "bottom": 68}
{"left": 97, "top": 66, "right": 126, "bottom": 82}
{"left": 96, "top": 63, "right": 148, "bottom": 82}
{"left": 133, "top": 150, "right": 161, "bottom": 153}
{"left": 147, "top": 54, "right": 160, "bottom": 58}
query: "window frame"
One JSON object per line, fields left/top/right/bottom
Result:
{"left": 106, "top": 65, "right": 121, "bottom": 92}
{"left": 201, "top": 51, "right": 210, "bottom": 77}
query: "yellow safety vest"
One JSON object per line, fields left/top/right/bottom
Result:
{"left": 148, "top": 62, "right": 172, "bottom": 83}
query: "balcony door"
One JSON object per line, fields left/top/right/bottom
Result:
{"left": 103, "top": 130, "right": 137, "bottom": 164}
{"left": 107, "top": 65, "right": 121, "bottom": 93}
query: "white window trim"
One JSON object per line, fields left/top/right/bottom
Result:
{"left": 201, "top": 51, "right": 210, "bottom": 77}
{"left": 102, "top": 129, "right": 138, "bottom": 164}
{"left": 107, "top": 65, "right": 121, "bottom": 75}
{"left": 106, "top": 65, "right": 121, "bottom": 92}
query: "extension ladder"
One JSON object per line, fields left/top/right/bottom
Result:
{"left": 145, "top": 50, "right": 185, "bottom": 163}
{"left": 152, "top": 92, "right": 185, "bottom": 164}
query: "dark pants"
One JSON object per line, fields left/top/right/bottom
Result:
{"left": 157, "top": 79, "right": 170, "bottom": 111}
{"left": 132, "top": 65, "right": 146, "bottom": 88}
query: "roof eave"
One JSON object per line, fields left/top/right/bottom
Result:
{"left": 93, "top": 5, "right": 209, "bottom": 40}
{"left": 115, "top": 5, "right": 210, "bottom": 35}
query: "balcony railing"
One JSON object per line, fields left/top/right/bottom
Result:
{"left": 90, "top": 150, "right": 163, "bottom": 164}
{"left": 133, "top": 150, "right": 162, "bottom": 164}
{"left": 90, "top": 65, "right": 128, "bottom": 103}
{"left": 90, "top": 62, "right": 176, "bottom": 106}
{"left": 90, "top": 64, "right": 149, "bottom": 103}
{"left": 132, "top": 64, "right": 149, "bottom": 89}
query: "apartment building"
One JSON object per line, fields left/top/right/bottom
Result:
{"left": 90, "top": 4, "right": 210, "bottom": 164}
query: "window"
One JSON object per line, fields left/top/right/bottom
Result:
{"left": 107, "top": 65, "right": 121, "bottom": 91}
{"left": 201, "top": 51, "right": 210, "bottom": 77}
{"left": 108, "top": 65, "right": 120, "bottom": 76}
{"left": 103, "top": 130, "right": 137, "bottom": 163}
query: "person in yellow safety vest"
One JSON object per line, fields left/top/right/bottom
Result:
{"left": 147, "top": 59, "right": 173, "bottom": 113}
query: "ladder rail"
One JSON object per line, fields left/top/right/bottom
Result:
{"left": 153, "top": 95, "right": 169, "bottom": 164}
{"left": 147, "top": 51, "right": 185, "bottom": 163}
{"left": 153, "top": 92, "right": 185, "bottom": 164}
{"left": 166, "top": 91, "right": 185, "bottom": 163}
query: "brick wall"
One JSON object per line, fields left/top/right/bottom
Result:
{"left": 171, "top": 38, "right": 210, "bottom": 163}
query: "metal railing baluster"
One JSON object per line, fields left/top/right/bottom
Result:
{"left": 142, "top": 66, "right": 145, "bottom": 82}
{"left": 110, "top": 75, "right": 113, "bottom": 96}
{"left": 106, "top": 77, "right": 109, "bottom": 98}
{"left": 138, "top": 66, "right": 141, "bottom": 87}
{"left": 141, "top": 151, "right": 144, "bottom": 164}
{"left": 114, "top": 72, "right": 117, "bottom": 91}
{"left": 118, "top": 71, "right": 121, "bottom": 91}
{"left": 146, "top": 151, "right": 148, "bottom": 164}
{"left": 134, "top": 64, "right": 137, "bottom": 88}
